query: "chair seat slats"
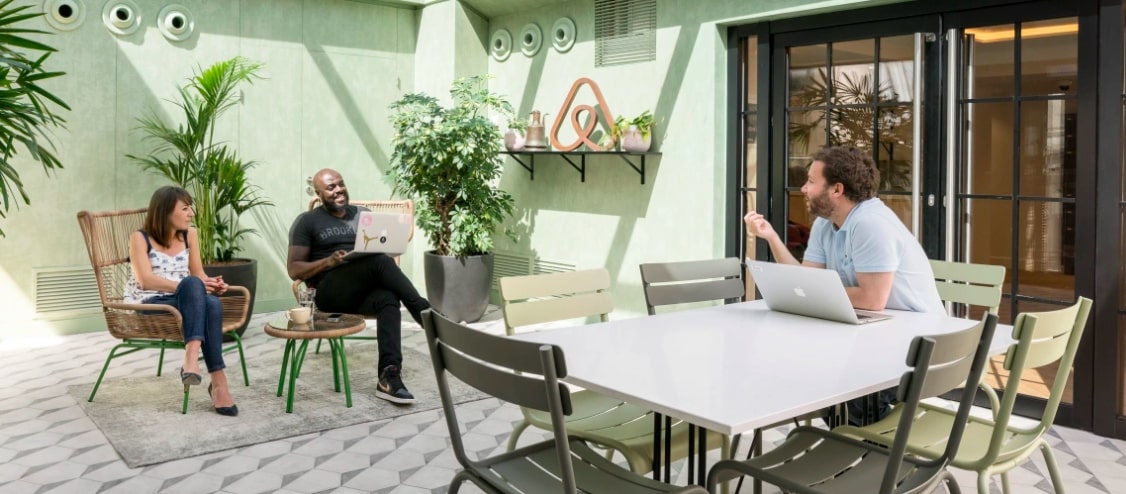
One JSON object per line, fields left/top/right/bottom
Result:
{"left": 500, "top": 269, "right": 610, "bottom": 300}
{"left": 639, "top": 258, "right": 743, "bottom": 284}
{"left": 439, "top": 343, "right": 561, "bottom": 413}
{"left": 642, "top": 278, "right": 744, "bottom": 308}
{"left": 503, "top": 292, "right": 614, "bottom": 330}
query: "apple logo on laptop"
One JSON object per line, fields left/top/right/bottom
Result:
{"left": 793, "top": 287, "right": 807, "bottom": 297}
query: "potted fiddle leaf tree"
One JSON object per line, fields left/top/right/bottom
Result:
{"left": 0, "top": 2, "right": 70, "bottom": 236}
{"left": 388, "top": 75, "right": 515, "bottom": 323}
{"left": 128, "top": 56, "right": 270, "bottom": 336}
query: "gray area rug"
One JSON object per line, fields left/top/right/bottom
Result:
{"left": 68, "top": 344, "right": 485, "bottom": 468}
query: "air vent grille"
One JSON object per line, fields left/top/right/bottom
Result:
{"left": 594, "top": 0, "right": 657, "bottom": 67}
{"left": 492, "top": 252, "right": 576, "bottom": 289}
{"left": 34, "top": 266, "right": 101, "bottom": 318}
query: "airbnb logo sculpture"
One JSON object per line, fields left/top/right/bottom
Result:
{"left": 549, "top": 77, "right": 617, "bottom": 152}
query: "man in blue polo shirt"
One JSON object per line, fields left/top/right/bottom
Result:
{"left": 744, "top": 145, "right": 943, "bottom": 423}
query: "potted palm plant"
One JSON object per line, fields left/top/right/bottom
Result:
{"left": 388, "top": 75, "right": 515, "bottom": 323}
{"left": 0, "top": 1, "right": 70, "bottom": 236}
{"left": 128, "top": 56, "right": 270, "bottom": 336}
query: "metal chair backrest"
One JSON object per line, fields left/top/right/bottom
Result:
{"left": 421, "top": 309, "right": 579, "bottom": 492}
{"left": 930, "top": 260, "right": 1005, "bottom": 315}
{"left": 639, "top": 258, "right": 745, "bottom": 315}
{"left": 499, "top": 268, "right": 613, "bottom": 336}
{"left": 882, "top": 313, "right": 998, "bottom": 493}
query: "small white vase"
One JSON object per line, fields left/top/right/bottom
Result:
{"left": 504, "top": 129, "right": 526, "bottom": 151}
{"left": 621, "top": 126, "right": 651, "bottom": 152}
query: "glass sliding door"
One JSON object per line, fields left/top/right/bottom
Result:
{"left": 953, "top": 17, "right": 1080, "bottom": 405}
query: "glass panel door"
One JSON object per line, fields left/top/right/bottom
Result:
{"left": 954, "top": 17, "right": 1079, "bottom": 404}
{"left": 779, "top": 28, "right": 933, "bottom": 260}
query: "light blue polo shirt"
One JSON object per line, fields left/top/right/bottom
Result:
{"left": 803, "top": 198, "right": 944, "bottom": 313}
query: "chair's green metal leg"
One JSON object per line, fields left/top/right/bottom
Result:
{"left": 331, "top": 337, "right": 353, "bottom": 408}
{"left": 1000, "top": 472, "right": 1011, "bottom": 494}
{"left": 505, "top": 421, "right": 530, "bottom": 451}
{"left": 277, "top": 340, "right": 294, "bottom": 397}
{"left": 89, "top": 343, "right": 129, "bottom": 402}
{"left": 231, "top": 333, "right": 249, "bottom": 386}
{"left": 285, "top": 341, "right": 310, "bottom": 413}
{"left": 182, "top": 384, "right": 190, "bottom": 414}
{"left": 315, "top": 338, "right": 322, "bottom": 355}
{"left": 1039, "top": 440, "right": 1065, "bottom": 494}
{"left": 157, "top": 345, "right": 166, "bottom": 376}
{"left": 978, "top": 471, "right": 992, "bottom": 494}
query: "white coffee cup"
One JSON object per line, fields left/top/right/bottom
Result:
{"left": 287, "top": 307, "right": 312, "bottom": 324}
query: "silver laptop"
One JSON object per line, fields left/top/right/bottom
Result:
{"left": 344, "top": 211, "right": 412, "bottom": 260}
{"left": 745, "top": 259, "right": 892, "bottom": 325}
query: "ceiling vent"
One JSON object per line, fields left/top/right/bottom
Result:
{"left": 595, "top": 0, "right": 657, "bottom": 67}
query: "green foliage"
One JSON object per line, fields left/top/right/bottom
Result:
{"left": 0, "top": 0, "right": 70, "bottom": 236}
{"left": 388, "top": 75, "right": 515, "bottom": 257}
{"left": 611, "top": 110, "right": 655, "bottom": 141}
{"left": 128, "top": 57, "right": 271, "bottom": 263}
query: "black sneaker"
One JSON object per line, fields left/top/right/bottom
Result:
{"left": 376, "top": 365, "right": 415, "bottom": 405}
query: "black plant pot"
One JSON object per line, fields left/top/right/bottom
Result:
{"left": 205, "top": 258, "right": 257, "bottom": 341}
{"left": 423, "top": 251, "right": 493, "bottom": 323}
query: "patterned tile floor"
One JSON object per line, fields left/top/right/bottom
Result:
{"left": 2, "top": 309, "right": 1126, "bottom": 493}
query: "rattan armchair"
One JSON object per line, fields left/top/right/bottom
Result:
{"left": 77, "top": 208, "right": 250, "bottom": 414}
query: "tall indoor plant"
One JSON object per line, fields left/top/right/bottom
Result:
{"left": 128, "top": 56, "right": 269, "bottom": 335}
{"left": 0, "top": 1, "right": 70, "bottom": 236}
{"left": 388, "top": 75, "right": 515, "bottom": 322}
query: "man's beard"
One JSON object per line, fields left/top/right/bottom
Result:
{"left": 321, "top": 192, "right": 349, "bottom": 213}
{"left": 808, "top": 191, "right": 833, "bottom": 219}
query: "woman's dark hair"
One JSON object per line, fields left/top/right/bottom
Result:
{"left": 144, "top": 186, "right": 193, "bottom": 249}
{"left": 812, "top": 146, "right": 880, "bottom": 203}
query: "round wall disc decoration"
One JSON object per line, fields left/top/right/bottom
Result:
{"left": 551, "top": 17, "right": 576, "bottom": 53}
{"left": 157, "top": 4, "right": 195, "bottom": 42}
{"left": 103, "top": 0, "right": 141, "bottom": 36}
{"left": 519, "top": 23, "right": 542, "bottom": 57}
{"left": 43, "top": 0, "right": 86, "bottom": 31}
{"left": 490, "top": 28, "right": 512, "bottom": 62}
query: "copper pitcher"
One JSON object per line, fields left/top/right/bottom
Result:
{"left": 524, "top": 110, "right": 548, "bottom": 150}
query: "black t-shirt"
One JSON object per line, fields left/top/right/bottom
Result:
{"left": 289, "top": 205, "right": 370, "bottom": 285}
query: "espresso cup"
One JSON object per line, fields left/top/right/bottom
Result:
{"left": 287, "top": 306, "right": 312, "bottom": 324}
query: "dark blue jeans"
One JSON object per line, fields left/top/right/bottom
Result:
{"left": 144, "top": 276, "right": 225, "bottom": 373}
{"left": 313, "top": 254, "right": 429, "bottom": 372}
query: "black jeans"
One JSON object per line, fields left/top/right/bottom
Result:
{"left": 824, "top": 387, "right": 897, "bottom": 427}
{"left": 313, "top": 254, "right": 429, "bottom": 371}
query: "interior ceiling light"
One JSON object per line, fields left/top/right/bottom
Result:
{"left": 103, "top": 0, "right": 141, "bottom": 36}
{"left": 44, "top": 0, "right": 86, "bottom": 31}
{"left": 158, "top": 4, "right": 194, "bottom": 42}
{"left": 966, "top": 22, "right": 1078, "bottom": 43}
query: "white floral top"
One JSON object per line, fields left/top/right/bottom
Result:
{"left": 123, "top": 230, "right": 190, "bottom": 303}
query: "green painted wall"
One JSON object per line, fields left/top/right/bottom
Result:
{"left": 0, "top": 0, "right": 418, "bottom": 340}
{"left": 483, "top": 0, "right": 907, "bottom": 316}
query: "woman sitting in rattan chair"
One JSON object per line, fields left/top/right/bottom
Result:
{"left": 123, "top": 186, "right": 239, "bottom": 416}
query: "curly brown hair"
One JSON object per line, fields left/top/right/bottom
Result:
{"left": 812, "top": 146, "right": 879, "bottom": 203}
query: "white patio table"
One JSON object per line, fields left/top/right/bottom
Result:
{"left": 514, "top": 300, "right": 1013, "bottom": 485}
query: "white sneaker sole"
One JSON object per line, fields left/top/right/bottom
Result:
{"left": 376, "top": 390, "right": 416, "bottom": 405}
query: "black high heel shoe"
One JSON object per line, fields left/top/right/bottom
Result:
{"left": 180, "top": 367, "right": 202, "bottom": 386}
{"left": 208, "top": 383, "right": 239, "bottom": 417}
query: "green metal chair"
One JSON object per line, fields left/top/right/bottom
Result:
{"left": 420, "top": 309, "right": 708, "bottom": 494}
{"left": 77, "top": 209, "right": 250, "bottom": 415}
{"left": 706, "top": 313, "right": 999, "bottom": 494}
{"left": 836, "top": 297, "right": 1091, "bottom": 494}
{"left": 500, "top": 268, "right": 696, "bottom": 476}
{"left": 930, "top": 259, "right": 1006, "bottom": 412}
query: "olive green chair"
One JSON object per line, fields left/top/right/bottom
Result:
{"left": 420, "top": 309, "right": 707, "bottom": 494}
{"left": 500, "top": 268, "right": 705, "bottom": 476}
{"left": 835, "top": 297, "right": 1091, "bottom": 494}
{"left": 707, "top": 314, "right": 999, "bottom": 494}
{"left": 930, "top": 260, "right": 1006, "bottom": 316}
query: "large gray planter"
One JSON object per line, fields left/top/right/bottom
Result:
{"left": 205, "top": 258, "right": 257, "bottom": 340}
{"left": 424, "top": 251, "right": 493, "bottom": 323}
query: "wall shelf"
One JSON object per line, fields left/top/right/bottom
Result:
{"left": 501, "top": 150, "right": 659, "bottom": 185}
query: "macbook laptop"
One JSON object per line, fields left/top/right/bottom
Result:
{"left": 344, "top": 211, "right": 412, "bottom": 260}
{"left": 745, "top": 259, "right": 892, "bottom": 325}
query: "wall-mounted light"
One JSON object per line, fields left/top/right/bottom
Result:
{"left": 43, "top": 0, "right": 86, "bottom": 31}
{"left": 157, "top": 4, "right": 194, "bottom": 42}
{"left": 103, "top": 0, "right": 141, "bottom": 36}
{"left": 490, "top": 29, "right": 512, "bottom": 62}
{"left": 520, "top": 23, "right": 542, "bottom": 57}
{"left": 551, "top": 17, "right": 576, "bottom": 53}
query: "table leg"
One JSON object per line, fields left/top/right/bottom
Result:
{"left": 697, "top": 425, "right": 706, "bottom": 487}
{"left": 687, "top": 424, "right": 696, "bottom": 482}
{"left": 652, "top": 412, "right": 663, "bottom": 481}
{"left": 285, "top": 340, "right": 310, "bottom": 413}
{"left": 664, "top": 415, "right": 672, "bottom": 483}
{"left": 277, "top": 339, "right": 294, "bottom": 397}
{"left": 331, "top": 337, "right": 353, "bottom": 408}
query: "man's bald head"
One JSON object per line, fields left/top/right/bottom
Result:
{"left": 312, "top": 168, "right": 349, "bottom": 215}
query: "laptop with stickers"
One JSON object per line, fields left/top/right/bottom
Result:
{"left": 343, "top": 211, "right": 412, "bottom": 260}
